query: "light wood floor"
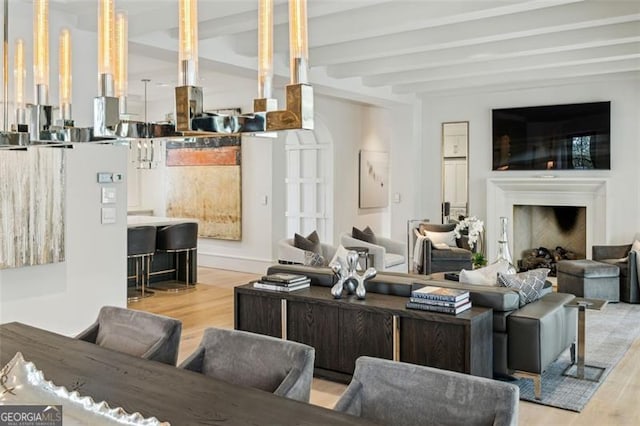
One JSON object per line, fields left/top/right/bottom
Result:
{"left": 131, "top": 267, "right": 640, "bottom": 425}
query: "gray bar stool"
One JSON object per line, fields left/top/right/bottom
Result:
{"left": 148, "top": 222, "right": 198, "bottom": 292}
{"left": 127, "top": 226, "right": 156, "bottom": 302}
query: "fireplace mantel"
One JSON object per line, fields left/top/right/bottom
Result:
{"left": 485, "top": 177, "right": 609, "bottom": 263}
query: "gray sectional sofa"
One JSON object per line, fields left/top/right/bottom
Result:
{"left": 267, "top": 264, "right": 577, "bottom": 399}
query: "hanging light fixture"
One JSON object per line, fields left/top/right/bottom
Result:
{"left": 14, "top": 38, "right": 26, "bottom": 128}
{"left": 28, "top": 0, "right": 53, "bottom": 141}
{"left": 115, "top": 11, "right": 128, "bottom": 116}
{"left": 174, "top": 0, "right": 202, "bottom": 133}
{"left": 59, "top": 28, "right": 72, "bottom": 123}
{"left": 253, "top": 0, "right": 313, "bottom": 132}
{"left": 93, "top": 0, "right": 119, "bottom": 137}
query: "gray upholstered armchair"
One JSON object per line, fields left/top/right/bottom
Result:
{"left": 339, "top": 233, "right": 406, "bottom": 272}
{"left": 413, "top": 223, "right": 473, "bottom": 275}
{"left": 277, "top": 238, "right": 337, "bottom": 266}
{"left": 180, "top": 327, "right": 315, "bottom": 402}
{"left": 334, "top": 356, "right": 519, "bottom": 426}
{"left": 76, "top": 306, "right": 182, "bottom": 366}
{"left": 593, "top": 242, "right": 640, "bottom": 303}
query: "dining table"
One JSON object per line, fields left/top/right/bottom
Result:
{"left": 0, "top": 322, "right": 371, "bottom": 425}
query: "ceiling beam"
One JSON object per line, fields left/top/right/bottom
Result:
{"left": 309, "top": 2, "right": 640, "bottom": 66}
{"left": 393, "top": 57, "right": 640, "bottom": 94}
{"left": 327, "top": 21, "right": 640, "bottom": 78}
{"left": 364, "top": 42, "right": 640, "bottom": 87}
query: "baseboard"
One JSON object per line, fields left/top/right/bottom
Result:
{"left": 197, "top": 251, "right": 274, "bottom": 274}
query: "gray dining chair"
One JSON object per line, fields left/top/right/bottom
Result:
{"left": 334, "top": 356, "right": 519, "bottom": 426}
{"left": 76, "top": 306, "right": 182, "bottom": 366}
{"left": 179, "top": 327, "right": 315, "bottom": 402}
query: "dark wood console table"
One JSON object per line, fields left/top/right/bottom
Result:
{"left": 234, "top": 284, "right": 493, "bottom": 381}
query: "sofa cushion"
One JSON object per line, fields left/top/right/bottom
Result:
{"left": 498, "top": 268, "right": 549, "bottom": 307}
{"left": 352, "top": 226, "right": 376, "bottom": 244}
{"left": 557, "top": 259, "right": 619, "bottom": 278}
{"left": 294, "top": 231, "right": 322, "bottom": 255}
{"left": 432, "top": 247, "right": 472, "bottom": 260}
{"left": 424, "top": 230, "right": 456, "bottom": 247}
{"left": 384, "top": 253, "right": 405, "bottom": 268}
{"left": 459, "top": 260, "right": 513, "bottom": 286}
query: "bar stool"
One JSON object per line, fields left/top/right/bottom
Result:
{"left": 127, "top": 226, "right": 157, "bottom": 302}
{"left": 149, "top": 222, "right": 198, "bottom": 292}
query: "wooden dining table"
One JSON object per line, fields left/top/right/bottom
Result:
{"left": 0, "top": 322, "right": 371, "bottom": 425}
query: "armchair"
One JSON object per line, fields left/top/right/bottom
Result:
{"left": 412, "top": 223, "right": 473, "bottom": 275}
{"left": 592, "top": 241, "right": 640, "bottom": 303}
{"left": 340, "top": 233, "right": 406, "bottom": 272}
{"left": 277, "top": 238, "right": 337, "bottom": 266}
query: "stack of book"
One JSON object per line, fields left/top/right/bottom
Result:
{"left": 406, "top": 285, "right": 471, "bottom": 315}
{"left": 253, "top": 273, "right": 311, "bottom": 292}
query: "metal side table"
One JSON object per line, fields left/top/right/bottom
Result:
{"left": 563, "top": 297, "right": 608, "bottom": 382}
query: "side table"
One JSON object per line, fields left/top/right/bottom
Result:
{"left": 344, "top": 246, "right": 374, "bottom": 270}
{"left": 563, "top": 297, "right": 608, "bottom": 381}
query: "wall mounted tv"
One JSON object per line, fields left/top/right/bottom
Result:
{"left": 492, "top": 101, "right": 610, "bottom": 171}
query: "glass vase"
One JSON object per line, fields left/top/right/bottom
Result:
{"left": 493, "top": 217, "right": 517, "bottom": 274}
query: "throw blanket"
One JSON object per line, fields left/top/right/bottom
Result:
{"left": 413, "top": 230, "right": 429, "bottom": 272}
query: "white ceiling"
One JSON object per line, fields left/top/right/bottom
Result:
{"left": 50, "top": 0, "right": 640, "bottom": 106}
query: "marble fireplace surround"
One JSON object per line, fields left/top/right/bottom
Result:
{"left": 486, "top": 177, "right": 609, "bottom": 263}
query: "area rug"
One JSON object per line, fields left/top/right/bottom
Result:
{"left": 512, "top": 302, "right": 640, "bottom": 412}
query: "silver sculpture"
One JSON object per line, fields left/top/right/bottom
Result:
{"left": 330, "top": 250, "right": 377, "bottom": 299}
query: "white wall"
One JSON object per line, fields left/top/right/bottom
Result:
{"left": 0, "top": 143, "right": 128, "bottom": 335}
{"left": 417, "top": 77, "right": 640, "bottom": 248}
{"left": 131, "top": 90, "right": 402, "bottom": 273}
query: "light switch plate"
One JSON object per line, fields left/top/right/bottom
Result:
{"left": 97, "top": 172, "right": 113, "bottom": 183}
{"left": 102, "top": 187, "right": 117, "bottom": 204}
{"left": 101, "top": 207, "right": 117, "bottom": 224}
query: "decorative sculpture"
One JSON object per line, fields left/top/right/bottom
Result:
{"left": 330, "top": 250, "right": 377, "bottom": 300}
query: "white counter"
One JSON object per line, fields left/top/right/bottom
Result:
{"left": 127, "top": 215, "right": 198, "bottom": 228}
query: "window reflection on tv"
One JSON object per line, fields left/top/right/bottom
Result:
{"left": 492, "top": 102, "right": 611, "bottom": 171}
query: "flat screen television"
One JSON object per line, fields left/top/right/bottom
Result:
{"left": 492, "top": 101, "right": 610, "bottom": 171}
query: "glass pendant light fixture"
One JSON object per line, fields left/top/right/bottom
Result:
{"left": 28, "top": 0, "right": 52, "bottom": 141}
{"left": 14, "top": 38, "right": 26, "bottom": 127}
{"left": 93, "top": 0, "right": 119, "bottom": 137}
{"left": 254, "top": 0, "right": 313, "bottom": 132}
{"left": 58, "top": 29, "right": 72, "bottom": 122}
{"left": 115, "top": 11, "right": 128, "bottom": 115}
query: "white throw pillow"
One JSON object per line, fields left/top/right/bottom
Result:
{"left": 329, "top": 245, "right": 350, "bottom": 269}
{"left": 632, "top": 239, "right": 640, "bottom": 252}
{"left": 424, "top": 230, "right": 456, "bottom": 248}
{"left": 459, "top": 260, "right": 513, "bottom": 286}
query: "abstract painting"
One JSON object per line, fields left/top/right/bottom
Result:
{"left": 0, "top": 148, "right": 66, "bottom": 269}
{"left": 165, "top": 136, "right": 241, "bottom": 240}
{"left": 359, "top": 150, "right": 389, "bottom": 208}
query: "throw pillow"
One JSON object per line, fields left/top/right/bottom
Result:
{"left": 352, "top": 226, "right": 376, "bottom": 244}
{"left": 632, "top": 239, "right": 640, "bottom": 252}
{"left": 294, "top": 230, "right": 322, "bottom": 255}
{"left": 498, "top": 268, "right": 550, "bottom": 307}
{"left": 329, "top": 245, "right": 350, "bottom": 269}
{"left": 424, "top": 230, "right": 456, "bottom": 248}
{"left": 304, "top": 251, "right": 326, "bottom": 267}
{"left": 459, "top": 260, "right": 513, "bottom": 286}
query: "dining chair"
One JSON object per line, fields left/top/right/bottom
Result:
{"left": 179, "top": 327, "right": 315, "bottom": 402}
{"left": 334, "top": 356, "right": 519, "bottom": 426}
{"left": 76, "top": 306, "right": 182, "bottom": 366}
